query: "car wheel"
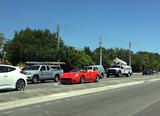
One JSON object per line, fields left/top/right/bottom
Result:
{"left": 115, "top": 73, "right": 119, "bottom": 77}
{"left": 32, "top": 76, "right": 39, "bottom": 84}
{"left": 80, "top": 76, "right": 85, "bottom": 84}
{"left": 126, "top": 73, "right": 130, "bottom": 77}
{"left": 100, "top": 73, "right": 104, "bottom": 79}
{"left": 54, "top": 75, "right": 60, "bottom": 82}
{"left": 130, "top": 73, "right": 132, "bottom": 77}
{"left": 95, "top": 75, "right": 100, "bottom": 82}
{"left": 16, "top": 79, "right": 25, "bottom": 91}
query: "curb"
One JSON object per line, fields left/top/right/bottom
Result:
{"left": 0, "top": 78, "right": 160, "bottom": 111}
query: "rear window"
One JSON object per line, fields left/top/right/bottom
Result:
{"left": 0, "top": 66, "right": 16, "bottom": 73}
{"left": 51, "top": 66, "right": 61, "bottom": 70}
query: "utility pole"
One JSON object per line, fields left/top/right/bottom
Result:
{"left": 57, "top": 24, "right": 60, "bottom": 49}
{"left": 129, "top": 41, "right": 131, "bottom": 66}
{"left": 57, "top": 24, "right": 60, "bottom": 62}
{"left": 99, "top": 35, "right": 102, "bottom": 65}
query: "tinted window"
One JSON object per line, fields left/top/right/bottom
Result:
{"left": 0, "top": 66, "right": 15, "bottom": 73}
{"left": 111, "top": 65, "right": 121, "bottom": 68}
{"left": 46, "top": 66, "right": 50, "bottom": 70}
{"left": 82, "top": 67, "right": 87, "bottom": 71}
{"left": 93, "top": 67, "right": 98, "bottom": 71}
{"left": 0, "top": 66, "right": 6, "bottom": 73}
{"left": 71, "top": 69, "right": 80, "bottom": 72}
{"left": 40, "top": 66, "right": 46, "bottom": 71}
{"left": 6, "top": 67, "right": 16, "bottom": 72}
{"left": 51, "top": 66, "right": 60, "bottom": 70}
{"left": 87, "top": 67, "right": 93, "bottom": 70}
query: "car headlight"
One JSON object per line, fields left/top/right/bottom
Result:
{"left": 74, "top": 73, "right": 79, "bottom": 78}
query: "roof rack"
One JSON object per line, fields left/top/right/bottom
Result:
{"left": 26, "top": 61, "right": 65, "bottom": 65}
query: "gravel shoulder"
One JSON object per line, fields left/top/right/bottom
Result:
{"left": 0, "top": 73, "right": 159, "bottom": 103}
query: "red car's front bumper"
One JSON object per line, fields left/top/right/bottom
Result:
{"left": 60, "top": 77, "right": 80, "bottom": 84}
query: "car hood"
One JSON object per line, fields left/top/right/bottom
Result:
{"left": 61, "top": 72, "right": 79, "bottom": 78}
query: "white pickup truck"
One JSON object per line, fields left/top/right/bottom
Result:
{"left": 107, "top": 58, "right": 132, "bottom": 77}
{"left": 107, "top": 65, "right": 132, "bottom": 77}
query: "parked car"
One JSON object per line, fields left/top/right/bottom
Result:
{"left": 60, "top": 67, "right": 100, "bottom": 84}
{"left": 87, "top": 65, "right": 106, "bottom": 78}
{"left": 142, "top": 68, "right": 154, "bottom": 75}
{"left": 107, "top": 65, "right": 132, "bottom": 77}
{"left": 0, "top": 65, "right": 27, "bottom": 91}
{"left": 23, "top": 65, "right": 63, "bottom": 84}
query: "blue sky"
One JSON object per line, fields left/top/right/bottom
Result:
{"left": 0, "top": 0, "right": 160, "bottom": 52}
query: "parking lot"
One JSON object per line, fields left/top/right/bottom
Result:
{"left": 0, "top": 73, "right": 159, "bottom": 104}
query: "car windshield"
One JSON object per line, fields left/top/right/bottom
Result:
{"left": 144, "top": 68, "right": 152, "bottom": 71}
{"left": 81, "top": 67, "right": 88, "bottom": 72}
{"left": 70, "top": 68, "right": 80, "bottom": 72}
{"left": 23, "top": 66, "right": 40, "bottom": 70}
{"left": 111, "top": 65, "right": 121, "bottom": 68}
{"left": 87, "top": 67, "right": 93, "bottom": 70}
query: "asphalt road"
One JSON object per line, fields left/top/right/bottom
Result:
{"left": 0, "top": 74, "right": 159, "bottom": 103}
{"left": 25, "top": 73, "right": 157, "bottom": 90}
{"left": 1, "top": 79, "right": 160, "bottom": 116}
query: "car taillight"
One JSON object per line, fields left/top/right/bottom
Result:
{"left": 20, "top": 70, "right": 24, "bottom": 74}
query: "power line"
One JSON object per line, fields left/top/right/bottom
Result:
{"left": 0, "top": 9, "right": 28, "bottom": 23}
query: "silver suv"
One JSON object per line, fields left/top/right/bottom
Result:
{"left": 23, "top": 65, "right": 63, "bottom": 84}
{"left": 87, "top": 65, "right": 106, "bottom": 78}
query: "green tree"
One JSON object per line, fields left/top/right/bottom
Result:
{"left": 4, "top": 28, "right": 63, "bottom": 65}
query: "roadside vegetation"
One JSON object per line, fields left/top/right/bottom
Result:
{"left": 0, "top": 28, "right": 160, "bottom": 72}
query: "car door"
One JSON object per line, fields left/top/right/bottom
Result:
{"left": 46, "top": 66, "right": 53, "bottom": 79}
{"left": 40, "top": 66, "right": 48, "bottom": 80}
{"left": 91, "top": 67, "right": 98, "bottom": 81}
{"left": 0, "top": 66, "right": 14, "bottom": 87}
{"left": 84, "top": 68, "right": 92, "bottom": 82}
{"left": 0, "top": 66, "right": 6, "bottom": 87}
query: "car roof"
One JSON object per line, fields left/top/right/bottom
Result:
{"left": 88, "top": 65, "right": 103, "bottom": 67}
{"left": 27, "top": 64, "right": 60, "bottom": 66}
{"left": 0, "top": 64, "right": 17, "bottom": 68}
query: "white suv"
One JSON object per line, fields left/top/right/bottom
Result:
{"left": 87, "top": 65, "right": 106, "bottom": 78}
{"left": 0, "top": 65, "right": 27, "bottom": 91}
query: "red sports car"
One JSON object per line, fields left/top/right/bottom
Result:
{"left": 60, "top": 67, "right": 100, "bottom": 84}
